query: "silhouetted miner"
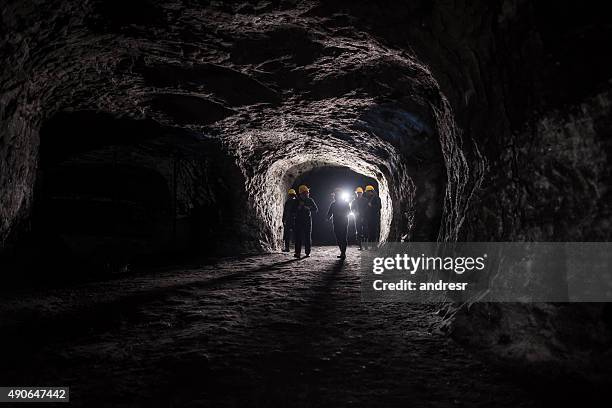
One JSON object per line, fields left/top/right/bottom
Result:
{"left": 293, "top": 184, "right": 318, "bottom": 258}
{"left": 351, "top": 186, "right": 368, "bottom": 250}
{"left": 364, "top": 185, "right": 382, "bottom": 246}
{"left": 327, "top": 188, "right": 351, "bottom": 259}
{"left": 282, "top": 188, "right": 297, "bottom": 252}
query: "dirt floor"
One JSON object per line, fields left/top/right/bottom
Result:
{"left": 0, "top": 247, "right": 543, "bottom": 407}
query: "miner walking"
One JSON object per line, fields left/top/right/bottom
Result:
{"left": 364, "top": 185, "right": 382, "bottom": 245}
{"left": 282, "top": 188, "right": 297, "bottom": 252}
{"left": 351, "top": 186, "right": 368, "bottom": 250}
{"left": 327, "top": 188, "right": 351, "bottom": 259}
{"left": 294, "top": 184, "right": 318, "bottom": 258}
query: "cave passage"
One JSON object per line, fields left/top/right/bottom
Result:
{"left": 290, "top": 166, "right": 378, "bottom": 245}
{"left": 16, "top": 112, "right": 180, "bottom": 276}
{"left": 1, "top": 2, "right": 610, "bottom": 406}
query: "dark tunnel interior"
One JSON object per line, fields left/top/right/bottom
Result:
{"left": 8, "top": 110, "right": 253, "bottom": 279}
{"left": 36, "top": 160, "right": 177, "bottom": 263}
{"left": 18, "top": 112, "right": 176, "bottom": 276}
{"left": 1, "top": 0, "right": 612, "bottom": 406}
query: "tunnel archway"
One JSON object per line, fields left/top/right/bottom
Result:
{"left": 18, "top": 110, "right": 254, "bottom": 274}
{"left": 246, "top": 149, "right": 398, "bottom": 251}
{"left": 0, "top": 0, "right": 480, "bottom": 261}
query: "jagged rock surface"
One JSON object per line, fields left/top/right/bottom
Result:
{"left": 1, "top": 0, "right": 611, "bottom": 384}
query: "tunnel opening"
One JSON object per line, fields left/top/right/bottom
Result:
{"left": 247, "top": 152, "right": 396, "bottom": 252}
{"left": 5, "top": 110, "right": 253, "bottom": 280}
{"left": 289, "top": 166, "right": 378, "bottom": 245}
{"left": 228, "top": 96, "right": 452, "bottom": 250}
{"left": 19, "top": 112, "right": 179, "bottom": 276}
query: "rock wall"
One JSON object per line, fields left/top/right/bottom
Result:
{"left": 464, "top": 90, "right": 611, "bottom": 242}
{"left": 1, "top": 0, "right": 465, "bottom": 259}
{"left": 450, "top": 90, "right": 612, "bottom": 383}
{"left": 1, "top": 0, "right": 611, "bottom": 383}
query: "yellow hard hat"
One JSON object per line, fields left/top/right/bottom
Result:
{"left": 355, "top": 187, "right": 364, "bottom": 193}
{"left": 365, "top": 185, "right": 375, "bottom": 192}
{"left": 298, "top": 184, "right": 309, "bottom": 194}
{"left": 288, "top": 188, "right": 296, "bottom": 195}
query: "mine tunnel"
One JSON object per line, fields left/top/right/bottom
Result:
{"left": 19, "top": 102, "right": 444, "bottom": 273}
{"left": 1, "top": 1, "right": 612, "bottom": 407}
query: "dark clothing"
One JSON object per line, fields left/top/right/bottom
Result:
{"left": 355, "top": 216, "right": 366, "bottom": 248}
{"left": 294, "top": 218, "right": 312, "bottom": 256}
{"left": 293, "top": 196, "right": 318, "bottom": 256}
{"left": 366, "top": 219, "right": 380, "bottom": 243}
{"left": 351, "top": 196, "right": 369, "bottom": 218}
{"left": 282, "top": 197, "right": 296, "bottom": 251}
{"left": 282, "top": 225, "right": 292, "bottom": 251}
{"left": 365, "top": 194, "right": 382, "bottom": 243}
{"left": 282, "top": 197, "right": 296, "bottom": 224}
{"left": 294, "top": 197, "right": 318, "bottom": 223}
{"left": 327, "top": 200, "right": 351, "bottom": 255}
{"left": 351, "top": 196, "right": 368, "bottom": 248}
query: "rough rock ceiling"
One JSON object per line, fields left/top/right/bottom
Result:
{"left": 2, "top": 0, "right": 478, "bottom": 250}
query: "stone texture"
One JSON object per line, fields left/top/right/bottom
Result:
{"left": 0, "top": 0, "right": 474, "bottom": 256}
{"left": 1, "top": 0, "right": 611, "bottom": 387}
